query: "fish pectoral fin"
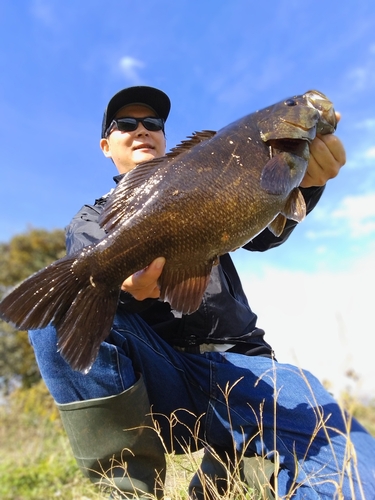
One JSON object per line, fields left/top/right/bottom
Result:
{"left": 281, "top": 188, "right": 306, "bottom": 222}
{"left": 260, "top": 154, "right": 295, "bottom": 196}
{"left": 268, "top": 214, "right": 287, "bottom": 237}
{"left": 159, "top": 262, "right": 213, "bottom": 315}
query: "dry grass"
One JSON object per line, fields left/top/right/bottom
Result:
{"left": 1, "top": 372, "right": 375, "bottom": 499}
{"left": 94, "top": 370, "right": 374, "bottom": 499}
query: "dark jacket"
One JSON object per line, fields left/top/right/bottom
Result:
{"left": 65, "top": 177, "right": 324, "bottom": 356}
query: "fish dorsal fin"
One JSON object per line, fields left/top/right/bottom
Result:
{"left": 281, "top": 187, "right": 306, "bottom": 222}
{"left": 125, "top": 130, "right": 216, "bottom": 171}
{"left": 98, "top": 130, "right": 217, "bottom": 233}
{"left": 136, "top": 129, "right": 216, "bottom": 166}
{"left": 159, "top": 261, "right": 214, "bottom": 314}
{"left": 98, "top": 160, "right": 162, "bottom": 232}
{"left": 168, "top": 130, "right": 216, "bottom": 156}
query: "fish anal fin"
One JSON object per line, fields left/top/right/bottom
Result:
{"left": 159, "top": 262, "right": 213, "bottom": 314}
{"left": 260, "top": 155, "right": 294, "bottom": 196}
{"left": 282, "top": 188, "right": 306, "bottom": 222}
{"left": 268, "top": 214, "right": 287, "bottom": 237}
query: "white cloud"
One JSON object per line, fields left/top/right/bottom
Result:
{"left": 118, "top": 56, "right": 145, "bottom": 84}
{"left": 306, "top": 192, "right": 375, "bottom": 241}
{"left": 30, "top": 0, "right": 56, "bottom": 28}
{"left": 235, "top": 252, "right": 375, "bottom": 400}
{"left": 347, "top": 68, "right": 369, "bottom": 92}
{"left": 355, "top": 118, "right": 375, "bottom": 130}
{"left": 332, "top": 193, "right": 375, "bottom": 237}
{"left": 305, "top": 228, "right": 342, "bottom": 240}
{"left": 365, "top": 146, "right": 375, "bottom": 159}
{"left": 345, "top": 142, "right": 375, "bottom": 170}
{"left": 345, "top": 47, "right": 375, "bottom": 93}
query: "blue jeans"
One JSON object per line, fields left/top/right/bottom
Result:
{"left": 29, "top": 310, "right": 375, "bottom": 498}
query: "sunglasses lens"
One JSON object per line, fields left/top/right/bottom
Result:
{"left": 112, "top": 117, "right": 164, "bottom": 135}
{"left": 116, "top": 118, "right": 139, "bottom": 132}
{"left": 143, "top": 118, "right": 164, "bottom": 131}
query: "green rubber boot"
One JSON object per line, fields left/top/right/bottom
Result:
{"left": 241, "top": 455, "right": 276, "bottom": 499}
{"left": 57, "top": 377, "right": 166, "bottom": 499}
{"left": 189, "top": 447, "right": 276, "bottom": 499}
{"left": 188, "top": 448, "right": 230, "bottom": 499}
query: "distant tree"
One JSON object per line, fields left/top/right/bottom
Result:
{"left": 0, "top": 228, "right": 66, "bottom": 286}
{"left": 0, "top": 322, "right": 40, "bottom": 394}
{"left": 0, "top": 228, "right": 66, "bottom": 392}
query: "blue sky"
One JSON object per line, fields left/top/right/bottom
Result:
{"left": 1, "top": 0, "right": 375, "bottom": 397}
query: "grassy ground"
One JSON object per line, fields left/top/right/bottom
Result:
{"left": 1, "top": 381, "right": 374, "bottom": 500}
{"left": 0, "top": 382, "right": 98, "bottom": 500}
{"left": 0, "top": 382, "right": 200, "bottom": 500}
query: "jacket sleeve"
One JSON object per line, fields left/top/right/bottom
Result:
{"left": 65, "top": 203, "right": 107, "bottom": 255}
{"left": 243, "top": 186, "right": 325, "bottom": 252}
{"left": 65, "top": 199, "right": 158, "bottom": 313}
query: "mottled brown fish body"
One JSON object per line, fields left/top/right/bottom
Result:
{"left": 86, "top": 93, "right": 332, "bottom": 287}
{"left": 0, "top": 90, "right": 337, "bottom": 372}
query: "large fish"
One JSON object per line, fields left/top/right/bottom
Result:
{"left": 0, "top": 90, "right": 337, "bottom": 373}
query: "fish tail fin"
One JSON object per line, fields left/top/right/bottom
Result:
{"left": 0, "top": 255, "right": 119, "bottom": 373}
{"left": 0, "top": 256, "right": 82, "bottom": 329}
{"left": 56, "top": 286, "right": 119, "bottom": 373}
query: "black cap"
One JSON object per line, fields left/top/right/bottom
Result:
{"left": 101, "top": 86, "right": 171, "bottom": 138}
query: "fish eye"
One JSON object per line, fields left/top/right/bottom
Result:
{"left": 284, "top": 99, "right": 297, "bottom": 106}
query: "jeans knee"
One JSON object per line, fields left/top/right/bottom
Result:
{"left": 29, "top": 325, "right": 61, "bottom": 361}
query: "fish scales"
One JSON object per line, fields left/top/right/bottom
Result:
{"left": 97, "top": 121, "right": 277, "bottom": 267}
{"left": 0, "top": 90, "right": 337, "bottom": 372}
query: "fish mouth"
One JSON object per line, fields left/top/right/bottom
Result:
{"left": 304, "top": 90, "right": 337, "bottom": 133}
{"left": 281, "top": 118, "right": 311, "bottom": 131}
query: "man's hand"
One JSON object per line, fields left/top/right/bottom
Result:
{"left": 300, "top": 113, "right": 346, "bottom": 188}
{"left": 121, "top": 257, "right": 165, "bottom": 300}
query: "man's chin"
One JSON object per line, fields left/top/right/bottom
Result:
{"left": 133, "top": 151, "right": 156, "bottom": 164}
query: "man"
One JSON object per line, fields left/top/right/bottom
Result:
{"left": 29, "top": 86, "right": 375, "bottom": 499}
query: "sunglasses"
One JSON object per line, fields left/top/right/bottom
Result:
{"left": 105, "top": 117, "right": 165, "bottom": 136}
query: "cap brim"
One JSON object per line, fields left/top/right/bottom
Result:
{"left": 102, "top": 86, "right": 171, "bottom": 137}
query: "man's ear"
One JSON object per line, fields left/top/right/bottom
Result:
{"left": 100, "top": 138, "right": 112, "bottom": 158}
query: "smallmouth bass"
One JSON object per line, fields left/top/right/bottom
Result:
{"left": 0, "top": 90, "right": 337, "bottom": 372}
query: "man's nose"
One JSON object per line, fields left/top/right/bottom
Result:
{"left": 136, "top": 122, "right": 149, "bottom": 134}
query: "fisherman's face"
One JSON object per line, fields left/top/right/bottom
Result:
{"left": 100, "top": 104, "right": 166, "bottom": 174}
